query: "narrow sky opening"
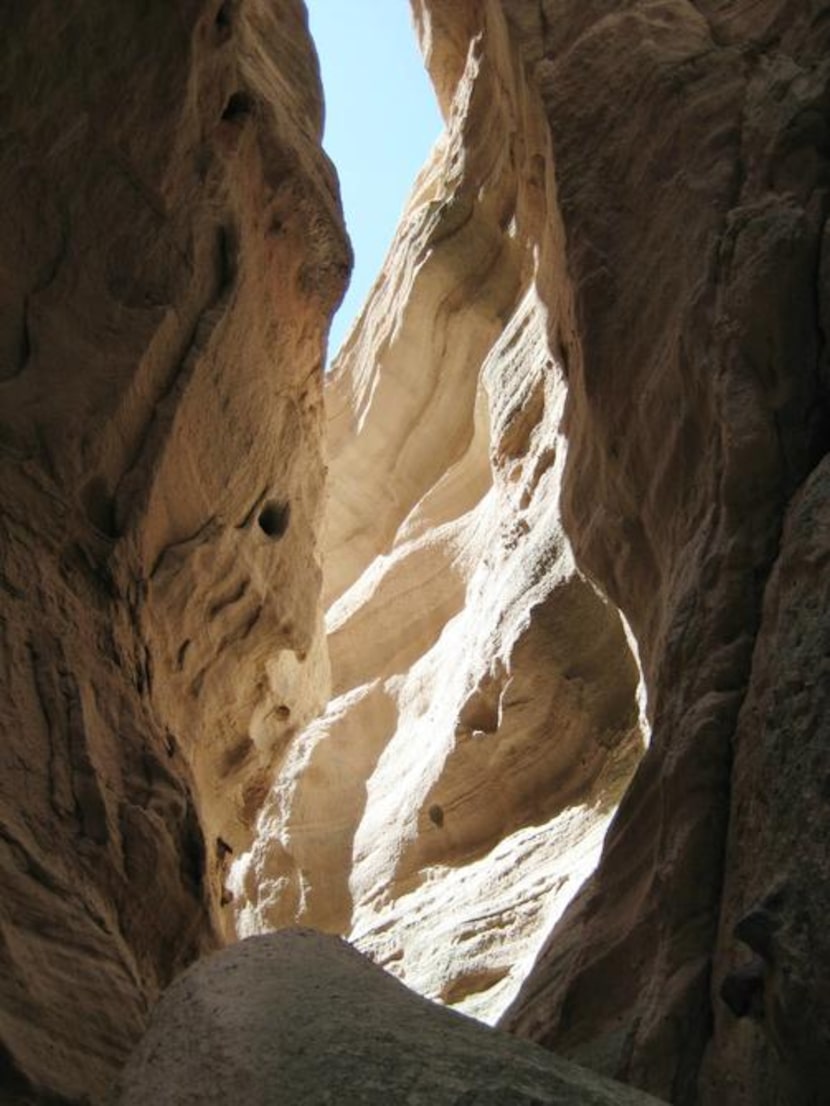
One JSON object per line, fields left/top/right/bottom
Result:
{"left": 305, "top": 0, "right": 443, "bottom": 361}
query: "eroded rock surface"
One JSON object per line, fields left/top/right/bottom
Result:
{"left": 3, "top": 0, "right": 829, "bottom": 1103}
{"left": 113, "top": 929, "right": 666, "bottom": 1106}
{"left": 490, "top": 4, "right": 830, "bottom": 1106}
{"left": 0, "top": 2, "right": 348, "bottom": 1100}
{"left": 232, "top": 0, "right": 646, "bottom": 1026}
{"left": 239, "top": 0, "right": 829, "bottom": 1102}
{"left": 701, "top": 456, "right": 830, "bottom": 1106}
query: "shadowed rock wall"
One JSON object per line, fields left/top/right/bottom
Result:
{"left": 113, "top": 929, "right": 666, "bottom": 1106}
{"left": 0, "top": 2, "right": 348, "bottom": 1100}
{"left": 487, "top": 4, "right": 830, "bottom": 1106}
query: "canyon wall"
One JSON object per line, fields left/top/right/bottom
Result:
{"left": 236, "top": 0, "right": 829, "bottom": 1103}
{"left": 2, "top": 1, "right": 829, "bottom": 1104}
{"left": 232, "top": 0, "right": 647, "bottom": 1027}
{"left": 0, "top": 2, "right": 347, "bottom": 1100}
{"left": 494, "top": 5, "right": 830, "bottom": 1106}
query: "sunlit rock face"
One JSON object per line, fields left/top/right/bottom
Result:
{"left": 238, "top": 0, "right": 830, "bottom": 1103}
{"left": 0, "top": 2, "right": 347, "bottom": 1100}
{"left": 13, "top": 0, "right": 823, "bottom": 1101}
{"left": 233, "top": 0, "right": 646, "bottom": 1026}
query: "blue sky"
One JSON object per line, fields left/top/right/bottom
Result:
{"left": 305, "top": 0, "right": 443, "bottom": 359}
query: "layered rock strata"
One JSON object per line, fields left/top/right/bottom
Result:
{"left": 232, "top": 0, "right": 646, "bottom": 1027}
{"left": 113, "top": 929, "right": 666, "bottom": 1106}
{"left": 0, "top": 2, "right": 347, "bottom": 1100}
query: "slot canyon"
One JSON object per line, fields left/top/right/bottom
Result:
{"left": 1, "top": 1, "right": 828, "bottom": 1103}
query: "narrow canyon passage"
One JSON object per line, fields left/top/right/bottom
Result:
{"left": 0, "top": 2, "right": 829, "bottom": 1105}
{"left": 228, "top": 0, "right": 649, "bottom": 1027}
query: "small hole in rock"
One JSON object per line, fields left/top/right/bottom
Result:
{"left": 81, "top": 475, "right": 119, "bottom": 538}
{"left": 215, "top": 1, "right": 232, "bottom": 33}
{"left": 217, "top": 223, "right": 238, "bottom": 291}
{"left": 221, "top": 91, "right": 254, "bottom": 123}
{"left": 258, "top": 500, "right": 290, "bottom": 539}
{"left": 428, "top": 804, "right": 444, "bottom": 828}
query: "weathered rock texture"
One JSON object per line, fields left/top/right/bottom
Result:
{"left": 232, "top": 0, "right": 646, "bottom": 1028}
{"left": 492, "top": 5, "right": 830, "bottom": 1106}
{"left": 113, "top": 929, "right": 666, "bottom": 1106}
{"left": 3, "top": 1, "right": 829, "bottom": 1104}
{"left": 0, "top": 2, "right": 347, "bottom": 1101}
{"left": 700, "top": 455, "right": 830, "bottom": 1104}
{"left": 238, "top": 0, "right": 830, "bottom": 1103}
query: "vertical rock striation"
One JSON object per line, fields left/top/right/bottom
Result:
{"left": 0, "top": 2, "right": 348, "bottom": 1100}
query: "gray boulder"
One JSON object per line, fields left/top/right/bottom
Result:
{"left": 113, "top": 929, "right": 665, "bottom": 1105}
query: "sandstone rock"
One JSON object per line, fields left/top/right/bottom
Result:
{"left": 232, "top": 0, "right": 646, "bottom": 1026}
{"left": 700, "top": 455, "right": 830, "bottom": 1106}
{"left": 237, "top": 0, "right": 830, "bottom": 1102}
{"left": 0, "top": 1, "right": 348, "bottom": 1100}
{"left": 492, "top": 3, "right": 830, "bottom": 1104}
{"left": 3, "top": 0, "right": 829, "bottom": 1102}
{"left": 113, "top": 929, "right": 666, "bottom": 1106}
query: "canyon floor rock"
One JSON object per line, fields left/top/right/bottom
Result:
{"left": 112, "top": 930, "right": 666, "bottom": 1106}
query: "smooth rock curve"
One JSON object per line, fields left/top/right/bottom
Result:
{"left": 113, "top": 929, "right": 666, "bottom": 1106}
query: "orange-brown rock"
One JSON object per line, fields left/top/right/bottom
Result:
{"left": 0, "top": 2, "right": 348, "bottom": 1100}
{"left": 2, "top": 0, "right": 829, "bottom": 1103}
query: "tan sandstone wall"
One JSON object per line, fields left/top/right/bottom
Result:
{"left": 238, "top": 1, "right": 829, "bottom": 1103}
{"left": 0, "top": 2, "right": 347, "bottom": 1100}
{"left": 3, "top": 1, "right": 828, "bottom": 1104}
{"left": 233, "top": 0, "right": 647, "bottom": 1026}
